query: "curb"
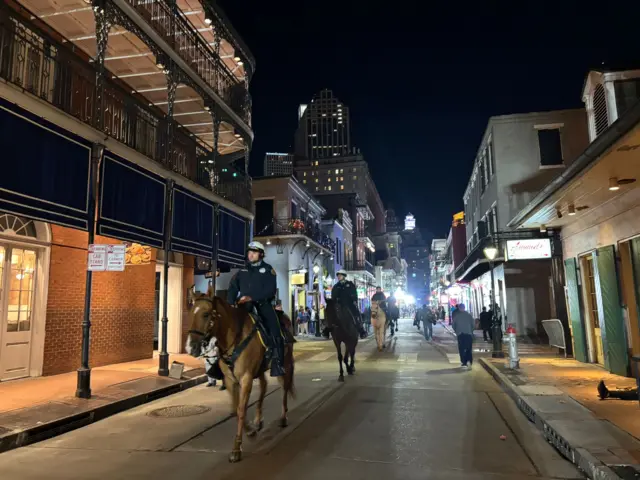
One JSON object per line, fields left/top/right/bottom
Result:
{"left": 479, "top": 358, "right": 625, "bottom": 480}
{"left": 0, "top": 373, "right": 207, "bottom": 454}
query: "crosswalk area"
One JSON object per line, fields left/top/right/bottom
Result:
{"left": 294, "top": 349, "right": 423, "bottom": 364}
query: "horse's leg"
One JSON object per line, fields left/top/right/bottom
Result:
{"left": 277, "top": 344, "right": 295, "bottom": 427}
{"left": 278, "top": 375, "right": 289, "bottom": 428}
{"left": 344, "top": 348, "right": 351, "bottom": 375}
{"left": 250, "top": 373, "right": 267, "bottom": 435}
{"left": 336, "top": 339, "right": 345, "bottom": 382}
{"left": 349, "top": 341, "right": 356, "bottom": 373}
{"left": 229, "top": 374, "right": 253, "bottom": 463}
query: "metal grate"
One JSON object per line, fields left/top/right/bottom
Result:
{"left": 593, "top": 83, "right": 609, "bottom": 137}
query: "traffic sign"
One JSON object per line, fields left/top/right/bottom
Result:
{"left": 88, "top": 244, "right": 107, "bottom": 271}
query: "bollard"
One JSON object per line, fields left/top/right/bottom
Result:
{"left": 506, "top": 324, "right": 520, "bottom": 369}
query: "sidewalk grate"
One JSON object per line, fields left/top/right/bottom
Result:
{"left": 147, "top": 405, "right": 210, "bottom": 418}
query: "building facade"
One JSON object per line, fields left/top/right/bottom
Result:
{"left": 509, "top": 68, "right": 640, "bottom": 376}
{"left": 251, "top": 176, "right": 335, "bottom": 323}
{"left": 401, "top": 215, "right": 430, "bottom": 302}
{"left": 264, "top": 152, "right": 294, "bottom": 177}
{"left": 456, "top": 108, "right": 589, "bottom": 335}
{"left": 0, "top": 0, "right": 254, "bottom": 382}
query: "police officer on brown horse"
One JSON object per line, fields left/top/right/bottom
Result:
{"left": 331, "top": 269, "right": 367, "bottom": 339}
{"left": 227, "top": 241, "right": 286, "bottom": 377}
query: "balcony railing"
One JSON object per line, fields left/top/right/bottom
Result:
{"left": 254, "top": 218, "right": 335, "bottom": 254}
{"left": 126, "top": 0, "right": 250, "bottom": 125}
{"left": 344, "top": 260, "right": 375, "bottom": 275}
{"left": 0, "top": 6, "right": 250, "bottom": 211}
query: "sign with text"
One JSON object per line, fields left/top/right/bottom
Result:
{"left": 506, "top": 238, "right": 551, "bottom": 260}
{"left": 87, "top": 244, "right": 127, "bottom": 271}
{"left": 106, "top": 244, "right": 126, "bottom": 271}
{"left": 88, "top": 244, "right": 107, "bottom": 271}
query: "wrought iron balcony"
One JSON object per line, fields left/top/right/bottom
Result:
{"left": 254, "top": 218, "right": 336, "bottom": 254}
{"left": 0, "top": 6, "right": 250, "bottom": 211}
{"left": 344, "top": 260, "right": 375, "bottom": 275}
{"left": 124, "top": 0, "right": 251, "bottom": 126}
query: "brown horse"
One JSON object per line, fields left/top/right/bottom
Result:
{"left": 185, "top": 286, "right": 295, "bottom": 463}
{"left": 325, "top": 298, "right": 359, "bottom": 382}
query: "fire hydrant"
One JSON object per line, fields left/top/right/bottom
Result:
{"left": 505, "top": 324, "right": 520, "bottom": 369}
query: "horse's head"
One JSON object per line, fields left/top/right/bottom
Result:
{"left": 185, "top": 284, "right": 221, "bottom": 357}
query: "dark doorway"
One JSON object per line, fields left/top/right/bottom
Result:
{"left": 255, "top": 199, "right": 274, "bottom": 235}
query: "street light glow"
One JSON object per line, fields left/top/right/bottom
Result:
{"left": 483, "top": 243, "right": 498, "bottom": 261}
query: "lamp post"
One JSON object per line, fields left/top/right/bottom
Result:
{"left": 313, "top": 264, "right": 321, "bottom": 337}
{"left": 483, "top": 239, "right": 504, "bottom": 358}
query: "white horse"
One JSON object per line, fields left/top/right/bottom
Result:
{"left": 371, "top": 300, "right": 387, "bottom": 351}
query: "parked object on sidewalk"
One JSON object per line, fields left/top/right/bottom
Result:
{"left": 505, "top": 325, "right": 520, "bottom": 369}
{"left": 541, "top": 319, "right": 568, "bottom": 358}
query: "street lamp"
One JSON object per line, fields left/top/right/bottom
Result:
{"left": 483, "top": 239, "right": 504, "bottom": 358}
{"left": 312, "top": 264, "right": 321, "bottom": 337}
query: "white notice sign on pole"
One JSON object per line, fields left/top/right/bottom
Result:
{"left": 87, "top": 244, "right": 107, "bottom": 271}
{"left": 107, "top": 244, "right": 126, "bottom": 271}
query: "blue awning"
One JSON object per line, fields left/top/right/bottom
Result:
{"left": 171, "top": 186, "right": 215, "bottom": 258}
{"left": 97, "top": 151, "right": 166, "bottom": 248}
{"left": 218, "top": 207, "right": 246, "bottom": 268}
{"left": 0, "top": 98, "right": 92, "bottom": 230}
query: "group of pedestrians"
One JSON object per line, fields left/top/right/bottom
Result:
{"left": 413, "top": 304, "right": 437, "bottom": 340}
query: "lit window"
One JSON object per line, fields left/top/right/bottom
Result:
{"left": 304, "top": 172, "right": 307, "bottom": 177}
{"left": 328, "top": 186, "right": 332, "bottom": 191}
{"left": 316, "top": 187, "right": 319, "bottom": 191}
{"left": 340, "top": 169, "right": 343, "bottom": 173}
{"left": 315, "top": 161, "right": 319, "bottom": 166}
{"left": 328, "top": 178, "right": 331, "bottom": 182}
{"left": 303, "top": 179, "right": 307, "bottom": 184}
{"left": 315, "top": 178, "right": 318, "bottom": 183}
{"left": 335, "top": 177, "right": 339, "bottom": 182}
{"left": 335, "top": 169, "right": 339, "bottom": 174}
{"left": 353, "top": 175, "right": 357, "bottom": 180}
{"left": 353, "top": 168, "right": 356, "bottom": 172}
{"left": 340, "top": 185, "right": 344, "bottom": 190}
{"left": 340, "top": 176, "right": 344, "bottom": 181}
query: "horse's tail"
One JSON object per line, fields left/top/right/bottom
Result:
{"left": 284, "top": 345, "right": 296, "bottom": 399}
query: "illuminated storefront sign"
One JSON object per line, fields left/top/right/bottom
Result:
{"left": 505, "top": 239, "right": 551, "bottom": 260}
{"left": 404, "top": 214, "right": 416, "bottom": 231}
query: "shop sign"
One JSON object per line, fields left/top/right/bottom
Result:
{"left": 291, "top": 273, "right": 306, "bottom": 285}
{"left": 88, "top": 244, "right": 126, "bottom": 271}
{"left": 505, "top": 239, "right": 551, "bottom": 260}
{"left": 125, "top": 243, "right": 152, "bottom": 265}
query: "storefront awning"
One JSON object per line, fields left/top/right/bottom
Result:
{"left": 0, "top": 98, "right": 92, "bottom": 230}
{"left": 97, "top": 151, "right": 166, "bottom": 248}
{"left": 218, "top": 207, "right": 246, "bottom": 268}
{"left": 171, "top": 186, "right": 215, "bottom": 258}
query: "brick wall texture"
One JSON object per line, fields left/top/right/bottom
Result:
{"left": 43, "top": 225, "right": 157, "bottom": 375}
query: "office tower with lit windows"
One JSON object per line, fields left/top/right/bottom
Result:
{"left": 264, "top": 152, "right": 294, "bottom": 176}
{"left": 294, "top": 89, "right": 351, "bottom": 159}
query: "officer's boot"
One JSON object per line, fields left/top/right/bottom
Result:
{"left": 270, "top": 335, "right": 286, "bottom": 377}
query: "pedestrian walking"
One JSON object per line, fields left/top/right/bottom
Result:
{"left": 479, "top": 306, "right": 492, "bottom": 342}
{"left": 452, "top": 303, "right": 474, "bottom": 368}
{"left": 422, "top": 305, "right": 436, "bottom": 341}
{"left": 297, "top": 306, "right": 309, "bottom": 336}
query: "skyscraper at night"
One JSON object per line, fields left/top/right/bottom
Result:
{"left": 294, "top": 89, "right": 352, "bottom": 159}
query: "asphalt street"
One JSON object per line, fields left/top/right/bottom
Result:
{"left": 0, "top": 320, "right": 583, "bottom": 479}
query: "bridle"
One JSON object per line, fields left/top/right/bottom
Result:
{"left": 188, "top": 296, "right": 216, "bottom": 340}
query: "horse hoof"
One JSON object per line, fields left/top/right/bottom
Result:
{"left": 338, "top": 375, "right": 345, "bottom": 382}
{"left": 347, "top": 370, "right": 354, "bottom": 376}
{"left": 229, "top": 450, "right": 242, "bottom": 463}
{"left": 279, "top": 417, "right": 288, "bottom": 428}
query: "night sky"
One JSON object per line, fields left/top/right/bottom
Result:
{"left": 218, "top": 0, "right": 639, "bottom": 237}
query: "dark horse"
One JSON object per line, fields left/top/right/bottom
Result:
{"left": 325, "top": 298, "right": 359, "bottom": 382}
{"left": 185, "top": 286, "right": 295, "bottom": 463}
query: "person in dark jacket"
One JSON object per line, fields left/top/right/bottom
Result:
{"left": 227, "top": 241, "right": 285, "bottom": 377}
{"left": 371, "top": 286, "right": 386, "bottom": 303}
{"left": 331, "top": 269, "right": 367, "bottom": 338}
{"left": 479, "top": 306, "right": 492, "bottom": 342}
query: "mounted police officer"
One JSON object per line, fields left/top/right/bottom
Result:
{"left": 331, "top": 269, "right": 367, "bottom": 339}
{"left": 227, "top": 241, "right": 285, "bottom": 377}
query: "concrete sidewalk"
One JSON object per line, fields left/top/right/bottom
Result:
{"left": 0, "top": 354, "right": 207, "bottom": 453}
{"left": 481, "top": 358, "right": 640, "bottom": 479}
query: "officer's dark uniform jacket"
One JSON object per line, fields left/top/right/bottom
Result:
{"left": 371, "top": 291, "right": 386, "bottom": 303}
{"left": 332, "top": 280, "right": 358, "bottom": 306}
{"left": 227, "top": 261, "right": 283, "bottom": 341}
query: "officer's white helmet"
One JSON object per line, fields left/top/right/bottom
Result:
{"left": 247, "top": 241, "right": 265, "bottom": 253}
{"left": 336, "top": 269, "right": 347, "bottom": 277}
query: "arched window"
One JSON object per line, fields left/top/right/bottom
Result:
{"left": 0, "top": 214, "right": 37, "bottom": 238}
{"left": 593, "top": 84, "right": 609, "bottom": 137}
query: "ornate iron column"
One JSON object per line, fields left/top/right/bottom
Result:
{"left": 76, "top": 144, "right": 103, "bottom": 399}
{"left": 92, "top": 0, "right": 111, "bottom": 131}
{"left": 158, "top": 179, "right": 175, "bottom": 376}
{"left": 206, "top": 109, "right": 221, "bottom": 192}
{"left": 164, "top": 67, "right": 179, "bottom": 169}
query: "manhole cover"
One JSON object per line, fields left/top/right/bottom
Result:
{"left": 147, "top": 405, "right": 210, "bottom": 418}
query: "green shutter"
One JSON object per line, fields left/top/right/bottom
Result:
{"left": 565, "top": 258, "right": 587, "bottom": 362}
{"left": 629, "top": 238, "right": 640, "bottom": 344}
{"left": 594, "top": 246, "right": 629, "bottom": 376}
